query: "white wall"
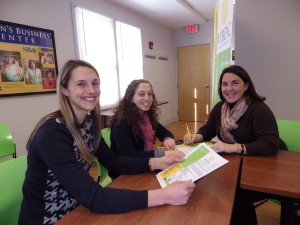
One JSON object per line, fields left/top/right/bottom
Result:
{"left": 0, "top": 0, "right": 178, "bottom": 156}
{"left": 173, "top": 20, "right": 214, "bottom": 48}
{"left": 235, "top": 0, "right": 300, "bottom": 121}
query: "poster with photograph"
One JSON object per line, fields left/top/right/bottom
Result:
{"left": 0, "top": 20, "right": 58, "bottom": 97}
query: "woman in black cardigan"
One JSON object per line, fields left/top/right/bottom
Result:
{"left": 110, "top": 79, "right": 183, "bottom": 160}
{"left": 184, "top": 65, "right": 280, "bottom": 225}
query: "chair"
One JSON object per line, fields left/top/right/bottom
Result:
{"left": 101, "top": 128, "right": 111, "bottom": 148}
{"left": 0, "top": 122, "right": 16, "bottom": 162}
{"left": 95, "top": 159, "right": 112, "bottom": 187}
{"left": 277, "top": 120, "right": 300, "bottom": 152}
{"left": 0, "top": 155, "right": 27, "bottom": 225}
{"left": 95, "top": 128, "right": 112, "bottom": 187}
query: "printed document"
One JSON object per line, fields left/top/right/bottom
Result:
{"left": 156, "top": 143, "right": 229, "bottom": 188}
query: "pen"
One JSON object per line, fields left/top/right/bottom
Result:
{"left": 185, "top": 124, "right": 191, "bottom": 139}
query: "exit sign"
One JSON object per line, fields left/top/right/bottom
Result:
{"left": 186, "top": 24, "right": 198, "bottom": 33}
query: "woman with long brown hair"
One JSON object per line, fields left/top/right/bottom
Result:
{"left": 19, "top": 60, "right": 195, "bottom": 225}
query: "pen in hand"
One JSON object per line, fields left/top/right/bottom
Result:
{"left": 185, "top": 124, "right": 192, "bottom": 139}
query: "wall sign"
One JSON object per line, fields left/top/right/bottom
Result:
{"left": 0, "top": 20, "right": 58, "bottom": 97}
{"left": 186, "top": 24, "right": 198, "bottom": 33}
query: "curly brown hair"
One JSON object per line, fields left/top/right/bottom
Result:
{"left": 109, "top": 79, "right": 160, "bottom": 142}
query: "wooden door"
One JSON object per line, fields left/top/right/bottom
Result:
{"left": 177, "top": 44, "right": 210, "bottom": 122}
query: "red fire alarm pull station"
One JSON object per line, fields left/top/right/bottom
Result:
{"left": 149, "top": 41, "right": 153, "bottom": 49}
{"left": 186, "top": 24, "right": 198, "bottom": 33}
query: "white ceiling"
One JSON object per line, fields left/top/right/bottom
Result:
{"left": 107, "top": 0, "right": 217, "bottom": 29}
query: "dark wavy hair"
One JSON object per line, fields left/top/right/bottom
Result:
{"left": 109, "top": 79, "right": 159, "bottom": 142}
{"left": 218, "top": 65, "right": 266, "bottom": 104}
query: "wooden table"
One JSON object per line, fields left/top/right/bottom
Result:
{"left": 56, "top": 154, "right": 241, "bottom": 225}
{"left": 241, "top": 150, "right": 300, "bottom": 199}
{"left": 240, "top": 150, "right": 300, "bottom": 225}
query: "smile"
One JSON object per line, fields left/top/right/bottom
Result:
{"left": 226, "top": 92, "right": 236, "bottom": 96}
{"left": 82, "top": 96, "right": 96, "bottom": 102}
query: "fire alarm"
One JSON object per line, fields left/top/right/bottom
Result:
{"left": 149, "top": 41, "right": 153, "bottom": 49}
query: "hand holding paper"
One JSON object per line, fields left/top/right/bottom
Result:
{"left": 163, "top": 180, "right": 195, "bottom": 205}
{"left": 156, "top": 143, "right": 229, "bottom": 188}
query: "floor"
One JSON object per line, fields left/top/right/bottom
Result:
{"left": 255, "top": 200, "right": 280, "bottom": 225}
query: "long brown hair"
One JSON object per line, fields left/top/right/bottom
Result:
{"left": 109, "top": 79, "right": 159, "bottom": 142}
{"left": 27, "top": 60, "right": 101, "bottom": 165}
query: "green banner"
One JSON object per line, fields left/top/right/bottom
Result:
{"left": 213, "top": 48, "right": 231, "bottom": 104}
{"left": 212, "top": 0, "right": 234, "bottom": 106}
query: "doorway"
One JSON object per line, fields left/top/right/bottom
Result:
{"left": 177, "top": 44, "right": 210, "bottom": 122}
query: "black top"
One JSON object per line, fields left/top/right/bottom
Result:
{"left": 110, "top": 119, "right": 174, "bottom": 158}
{"left": 198, "top": 101, "right": 279, "bottom": 155}
{"left": 19, "top": 117, "right": 148, "bottom": 225}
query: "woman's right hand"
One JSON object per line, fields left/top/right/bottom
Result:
{"left": 163, "top": 180, "right": 195, "bottom": 205}
{"left": 183, "top": 133, "right": 203, "bottom": 145}
{"left": 148, "top": 180, "right": 195, "bottom": 207}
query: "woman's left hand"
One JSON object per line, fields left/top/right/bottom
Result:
{"left": 211, "top": 141, "right": 239, "bottom": 154}
{"left": 163, "top": 138, "right": 176, "bottom": 150}
{"left": 150, "top": 153, "right": 184, "bottom": 170}
{"left": 165, "top": 150, "right": 185, "bottom": 158}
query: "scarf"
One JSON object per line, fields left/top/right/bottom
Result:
{"left": 139, "top": 112, "right": 155, "bottom": 151}
{"left": 220, "top": 98, "right": 248, "bottom": 143}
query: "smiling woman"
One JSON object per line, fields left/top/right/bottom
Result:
{"left": 61, "top": 66, "right": 100, "bottom": 123}
{"left": 18, "top": 60, "right": 195, "bottom": 225}
{"left": 108, "top": 79, "right": 184, "bottom": 177}
{"left": 183, "top": 64, "right": 279, "bottom": 225}
{"left": 221, "top": 72, "right": 249, "bottom": 104}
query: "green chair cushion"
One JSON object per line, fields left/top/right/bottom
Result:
{"left": 0, "top": 155, "right": 27, "bottom": 225}
{"left": 277, "top": 120, "right": 300, "bottom": 152}
{"left": 101, "top": 128, "right": 111, "bottom": 148}
{"left": 95, "top": 128, "right": 112, "bottom": 187}
{"left": 0, "top": 122, "right": 16, "bottom": 159}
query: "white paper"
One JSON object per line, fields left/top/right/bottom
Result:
{"left": 156, "top": 143, "right": 229, "bottom": 188}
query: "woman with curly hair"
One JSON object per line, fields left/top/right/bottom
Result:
{"left": 109, "top": 79, "right": 181, "bottom": 166}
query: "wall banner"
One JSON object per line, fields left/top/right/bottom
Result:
{"left": 212, "top": 0, "right": 234, "bottom": 106}
{"left": 0, "top": 20, "right": 58, "bottom": 97}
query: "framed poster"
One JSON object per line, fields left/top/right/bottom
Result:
{"left": 0, "top": 20, "right": 58, "bottom": 97}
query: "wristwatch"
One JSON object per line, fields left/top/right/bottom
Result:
{"left": 240, "top": 144, "right": 245, "bottom": 155}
